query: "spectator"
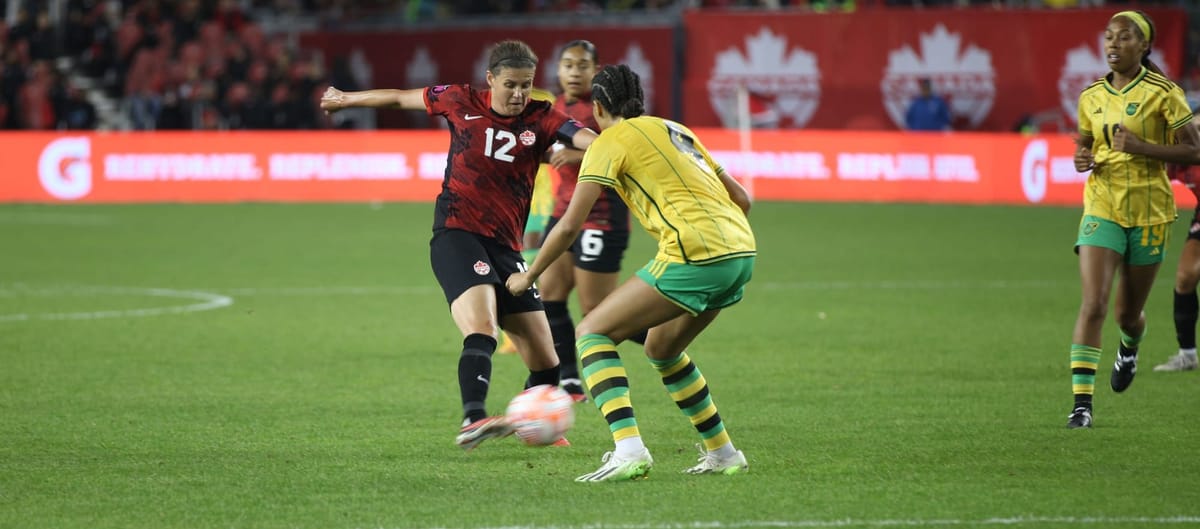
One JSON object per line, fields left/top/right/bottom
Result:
{"left": 57, "top": 83, "right": 98, "bottom": 129}
{"left": 904, "top": 77, "right": 950, "bottom": 131}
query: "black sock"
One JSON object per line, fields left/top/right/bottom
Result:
{"left": 526, "top": 365, "right": 560, "bottom": 389}
{"left": 1175, "top": 290, "right": 1199, "bottom": 349}
{"left": 459, "top": 333, "right": 497, "bottom": 424}
{"left": 544, "top": 301, "right": 578, "bottom": 380}
{"left": 1074, "top": 394, "right": 1092, "bottom": 411}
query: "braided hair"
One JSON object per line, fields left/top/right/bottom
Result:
{"left": 591, "top": 64, "right": 645, "bottom": 119}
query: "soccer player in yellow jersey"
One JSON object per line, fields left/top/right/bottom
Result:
{"left": 1066, "top": 10, "right": 1200, "bottom": 428}
{"left": 508, "top": 65, "right": 755, "bottom": 481}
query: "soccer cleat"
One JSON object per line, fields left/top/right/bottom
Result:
{"left": 1066, "top": 407, "right": 1093, "bottom": 429}
{"left": 684, "top": 444, "right": 749, "bottom": 475}
{"left": 550, "top": 437, "right": 571, "bottom": 447}
{"left": 455, "top": 416, "right": 514, "bottom": 452}
{"left": 1153, "top": 353, "right": 1199, "bottom": 372}
{"left": 497, "top": 331, "right": 518, "bottom": 355}
{"left": 574, "top": 449, "right": 653, "bottom": 482}
{"left": 560, "top": 378, "right": 587, "bottom": 403}
{"left": 1110, "top": 353, "right": 1138, "bottom": 392}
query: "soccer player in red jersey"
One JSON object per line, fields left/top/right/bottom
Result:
{"left": 535, "top": 40, "right": 635, "bottom": 402}
{"left": 320, "top": 40, "right": 598, "bottom": 450}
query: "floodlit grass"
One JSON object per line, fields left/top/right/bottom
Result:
{"left": 2, "top": 202, "right": 1199, "bottom": 529}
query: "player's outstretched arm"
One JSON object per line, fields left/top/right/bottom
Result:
{"left": 507, "top": 181, "right": 603, "bottom": 296}
{"left": 718, "top": 167, "right": 751, "bottom": 215}
{"left": 320, "top": 87, "right": 427, "bottom": 113}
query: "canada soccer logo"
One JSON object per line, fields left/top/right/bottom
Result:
{"left": 707, "top": 27, "right": 821, "bottom": 129}
{"left": 519, "top": 130, "right": 536, "bottom": 146}
{"left": 473, "top": 260, "right": 491, "bottom": 275}
{"left": 881, "top": 24, "right": 996, "bottom": 130}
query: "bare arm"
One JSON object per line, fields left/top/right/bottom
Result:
{"left": 506, "top": 181, "right": 603, "bottom": 295}
{"left": 320, "top": 86, "right": 427, "bottom": 113}
{"left": 1114, "top": 122, "right": 1200, "bottom": 165}
{"left": 570, "top": 128, "right": 599, "bottom": 151}
{"left": 718, "top": 168, "right": 752, "bottom": 215}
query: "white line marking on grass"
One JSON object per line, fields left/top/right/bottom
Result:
{"left": 0, "top": 285, "right": 232, "bottom": 322}
{"left": 218, "top": 286, "right": 438, "bottom": 296}
{"left": 412, "top": 516, "right": 1200, "bottom": 529}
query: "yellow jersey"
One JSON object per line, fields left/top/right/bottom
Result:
{"left": 578, "top": 116, "right": 756, "bottom": 264}
{"left": 1077, "top": 67, "right": 1194, "bottom": 226}
{"left": 525, "top": 88, "right": 559, "bottom": 233}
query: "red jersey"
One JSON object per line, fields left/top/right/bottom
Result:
{"left": 551, "top": 93, "right": 630, "bottom": 233}
{"left": 425, "top": 84, "right": 583, "bottom": 250}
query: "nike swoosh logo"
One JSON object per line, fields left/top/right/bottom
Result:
{"left": 464, "top": 114, "right": 483, "bottom": 120}
{"left": 579, "top": 256, "right": 599, "bottom": 262}
{"left": 477, "top": 375, "right": 489, "bottom": 385}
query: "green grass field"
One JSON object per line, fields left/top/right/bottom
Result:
{"left": 3, "top": 202, "right": 1200, "bottom": 529}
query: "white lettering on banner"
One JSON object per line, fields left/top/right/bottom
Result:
{"left": 710, "top": 150, "right": 830, "bottom": 179}
{"left": 38, "top": 137, "right": 92, "bottom": 200}
{"left": 104, "top": 154, "right": 261, "bottom": 181}
{"left": 836, "top": 153, "right": 978, "bottom": 182}
{"left": 419, "top": 153, "right": 448, "bottom": 180}
{"left": 268, "top": 154, "right": 410, "bottom": 180}
{"left": 933, "top": 155, "right": 979, "bottom": 182}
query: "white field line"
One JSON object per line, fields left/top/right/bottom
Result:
{"left": 0, "top": 286, "right": 232, "bottom": 322}
{"left": 403, "top": 516, "right": 1200, "bottom": 529}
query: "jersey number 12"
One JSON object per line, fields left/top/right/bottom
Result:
{"left": 484, "top": 128, "right": 516, "bottom": 163}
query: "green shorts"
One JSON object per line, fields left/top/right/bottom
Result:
{"left": 635, "top": 256, "right": 755, "bottom": 316}
{"left": 1075, "top": 214, "right": 1171, "bottom": 265}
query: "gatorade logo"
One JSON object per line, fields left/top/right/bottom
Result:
{"left": 1020, "top": 139, "right": 1048, "bottom": 204}
{"left": 38, "top": 137, "right": 92, "bottom": 201}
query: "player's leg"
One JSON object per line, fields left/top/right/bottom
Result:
{"left": 639, "top": 257, "right": 752, "bottom": 475}
{"left": 538, "top": 239, "right": 579, "bottom": 397}
{"left": 1159, "top": 235, "right": 1200, "bottom": 371}
{"left": 1109, "top": 222, "right": 1169, "bottom": 393}
{"left": 1069, "top": 218, "right": 1125, "bottom": 428}
{"left": 572, "top": 274, "right": 687, "bottom": 482}
{"left": 566, "top": 227, "right": 627, "bottom": 400}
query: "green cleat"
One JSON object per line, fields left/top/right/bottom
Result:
{"left": 575, "top": 450, "right": 653, "bottom": 482}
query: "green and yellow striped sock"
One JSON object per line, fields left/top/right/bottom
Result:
{"left": 649, "top": 352, "right": 730, "bottom": 451}
{"left": 578, "top": 333, "right": 639, "bottom": 442}
{"left": 1070, "top": 344, "right": 1102, "bottom": 409}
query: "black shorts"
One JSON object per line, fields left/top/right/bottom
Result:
{"left": 1189, "top": 208, "right": 1200, "bottom": 242}
{"left": 545, "top": 216, "right": 630, "bottom": 273}
{"left": 429, "top": 229, "right": 543, "bottom": 315}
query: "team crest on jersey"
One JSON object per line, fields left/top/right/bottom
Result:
{"left": 519, "top": 130, "right": 536, "bottom": 146}
{"left": 1083, "top": 222, "right": 1099, "bottom": 236}
{"left": 1126, "top": 102, "right": 1140, "bottom": 116}
{"left": 473, "top": 260, "right": 491, "bottom": 275}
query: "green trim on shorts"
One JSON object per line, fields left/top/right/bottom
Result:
{"left": 635, "top": 256, "right": 755, "bottom": 316}
{"left": 1075, "top": 214, "right": 1171, "bottom": 265}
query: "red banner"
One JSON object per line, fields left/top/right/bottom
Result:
{"left": 2, "top": 130, "right": 1195, "bottom": 210}
{"left": 683, "top": 9, "right": 1187, "bottom": 132}
{"left": 299, "top": 27, "right": 675, "bottom": 129}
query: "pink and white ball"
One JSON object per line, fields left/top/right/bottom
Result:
{"left": 506, "top": 385, "right": 575, "bottom": 446}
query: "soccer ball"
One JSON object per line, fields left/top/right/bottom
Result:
{"left": 505, "top": 384, "right": 575, "bottom": 446}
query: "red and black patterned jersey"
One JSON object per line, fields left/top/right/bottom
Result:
{"left": 552, "top": 93, "right": 630, "bottom": 233}
{"left": 425, "top": 84, "right": 583, "bottom": 251}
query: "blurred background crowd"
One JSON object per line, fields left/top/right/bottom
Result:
{"left": 0, "top": 0, "right": 1196, "bottom": 132}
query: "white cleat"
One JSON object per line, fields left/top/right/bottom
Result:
{"left": 574, "top": 449, "right": 653, "bottom": 482}
{"left": 684, "top": 444, "right": 749, "bottom": 475}
{"left": 1153, "top": 353, "right": 1199, "bottom": 372}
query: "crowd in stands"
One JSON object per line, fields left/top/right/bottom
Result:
{"left": 0, "top": 0, "right": 1195, "bottom": 131}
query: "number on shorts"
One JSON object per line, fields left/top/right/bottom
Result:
{"left": 581, "top": 229, "right": 604, "bottom": 259}
{"left": 1140, "top": 224, "right": 1166, "bottom": 247}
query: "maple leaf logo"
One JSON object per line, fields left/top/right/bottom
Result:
{"left": 1057, "top": 33, "right": 1172, "bottom": 125}
{"left": 881, "top": 24, "right": 996, "bottom": 129}
{"left": 406, "top": 46, "right": 439, "bottom": 87}
{"left": 707, "top": 27, "right": 821, "bottom": 128}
